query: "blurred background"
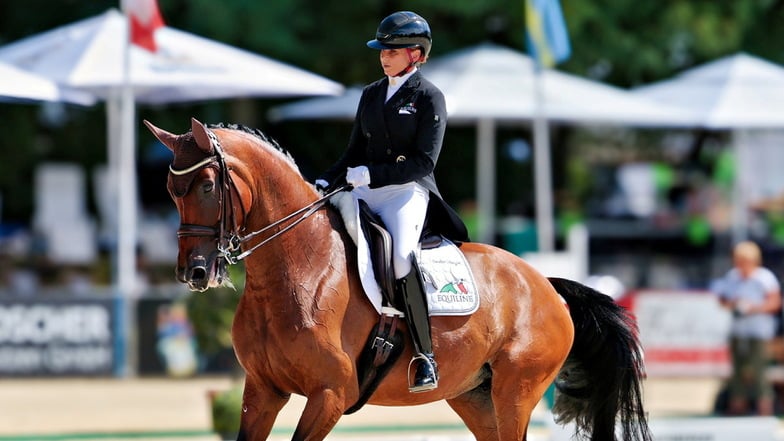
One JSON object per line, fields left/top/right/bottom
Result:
{"left": 3, "top": 1, "right": 784, "bottom": 440}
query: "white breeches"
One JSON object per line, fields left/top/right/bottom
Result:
{"left": 352, "top": 182, "right": 430, "bottom": 279}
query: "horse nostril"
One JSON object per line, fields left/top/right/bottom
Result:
{"left": 189, "top": 266, "right": 208, "bottom": 281}
{"left": 187, "top": 255, "right": 208, "bottom": 282}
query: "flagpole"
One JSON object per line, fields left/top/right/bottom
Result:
{"left": 525, "top": 0, "right": 570, "bottom": 253}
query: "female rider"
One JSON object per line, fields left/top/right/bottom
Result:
{"left": 316, "top": 11, "right": 469, "bottom": 393}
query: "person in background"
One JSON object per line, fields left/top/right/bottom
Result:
{"left": 713, "top": 241, "right": 782, "bottom": 415}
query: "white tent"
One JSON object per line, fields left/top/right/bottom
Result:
{"left": 0, "top": 61, "right": 94, "bottom": 105}
{"left": 634, "top": 53, "right": 784, "bottom": 129}
{"left": 0, "top": 9, "right": 343, "bottom": 103}
{"left": 633, "top": 53, "right": 784, "bottom": 242}
{"left": 269, "top": 43, "right": 693, "bottom": 246}
{"left": 0, "top": 8, "right": 343, "bottom": 375}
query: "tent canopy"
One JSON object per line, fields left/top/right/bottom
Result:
{"left": 0, "top": 9, "right": 343, "bottom": 104}
{"left": 0, "top": 61, "right": 94, "bottom": 105}
{"left": 633, "top": 53, "right": 784, "bottom": 129}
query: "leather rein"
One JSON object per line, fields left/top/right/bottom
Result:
{"left": 169, "top": 127, "right": 348, "bottom": 265}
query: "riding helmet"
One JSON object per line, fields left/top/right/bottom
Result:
{"left": 367, "top": 11, "right": 432, "bottom": 59}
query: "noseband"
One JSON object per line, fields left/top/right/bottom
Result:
{"left": 170, "top": 127, "right": 347, "bottom": 264}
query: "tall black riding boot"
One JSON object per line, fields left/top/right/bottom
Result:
{"left": 396, "top": 253, "right": 438, "bottom": 393}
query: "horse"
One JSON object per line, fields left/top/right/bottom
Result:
{"left": 144, "top": 117, "right": 651, "bottom": 441}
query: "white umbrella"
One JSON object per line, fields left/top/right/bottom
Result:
{"left": 269, "top": 43, "right": 693, "bottom": 246}
{"left": 0, "top": 9, "right": 343, "bottom": 103}
{"left": 633, "top": 52, "right": 784, "bottom": 242}
{"left": 424, "top": 43, "right": 694, "bottom": 126}
{"left": 0, "top": 8, "right": 343, "bottom": 376}
{"left": 0, "top": 61, "right": 94, "bottom": 105}
{"left": 634, "top": 53, "right": 784, "bottom": 129}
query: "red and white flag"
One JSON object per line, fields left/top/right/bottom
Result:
{"left": 122, "top": 0, "right": 165, "bottom": 52}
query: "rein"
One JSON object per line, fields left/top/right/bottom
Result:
{"left": 225, "top": 184, "right": 349, "bottom": 264}
{"left": 171, "top": 127, "right": 349, "bottom": 265}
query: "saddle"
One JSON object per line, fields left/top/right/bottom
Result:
{"left": 357, "top": 199, "right": 442, "bottom": 308}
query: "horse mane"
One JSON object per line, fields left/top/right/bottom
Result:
{"left": 169, "top": 122, "right": 302, "bottom": 198}
{"left": 207, "top": 122, "right": 296, "bottom": 166}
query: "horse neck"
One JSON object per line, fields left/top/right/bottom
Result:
{"left": 236, "top": 149, "right": 343, "bottom": 314}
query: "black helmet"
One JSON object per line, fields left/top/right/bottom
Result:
{"left": 367, "top": 11, "right": 432, "bottom": 59}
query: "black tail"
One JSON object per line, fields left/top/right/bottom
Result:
{"left": 548, "top": 277, "right": 651, "bottom": 441}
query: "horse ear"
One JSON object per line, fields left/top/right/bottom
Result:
{"left": 143, "top": 120, "right": 177, "bottom": 152}
{"left": 191, "top": 117, "right": 214, "bottom": 155}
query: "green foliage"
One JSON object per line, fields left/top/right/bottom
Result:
{"left": 185, "top": 263, "right": 245, "bottom": 357}
{"left": 210, "top": 384, "right": 243, "bottom": 438}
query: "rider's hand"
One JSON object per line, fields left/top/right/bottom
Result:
{"left": 734, "top": 300, "right": 753, "bottom": 316}
{"left": 315, "top": 179, "right": 330, "bottom": 193}
{"left": 346, "top": 166, "right": 370, "bottom": 188}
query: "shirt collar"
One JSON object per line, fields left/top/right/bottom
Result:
{"left": 386, "top": 68, "right": 417, "bottom": 102}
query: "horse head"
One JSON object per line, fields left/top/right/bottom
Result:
{"left": 144, "top": 117, "right": 251, "bottom": 292}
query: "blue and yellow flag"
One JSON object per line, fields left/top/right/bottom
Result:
{"left": 525, "top": 0, "right": 571, "bottom": 68}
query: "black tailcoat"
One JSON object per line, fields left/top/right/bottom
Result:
{"left": 320, "top": 71, "right": 469, "bottom": 242}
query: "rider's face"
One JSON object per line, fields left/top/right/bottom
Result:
{"left": 379, "top": 48, "right": 420, "bottom": 76}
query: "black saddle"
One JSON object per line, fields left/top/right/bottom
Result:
{"left": 357, "top": 199, "right": 442, "bottom": 306}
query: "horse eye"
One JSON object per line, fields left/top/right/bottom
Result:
{"left": 202, "top": 181, "right": 215, "bottom": 193}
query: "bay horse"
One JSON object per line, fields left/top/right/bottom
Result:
{"left": 144, "top": 117, "right": 651, "bottom": 441}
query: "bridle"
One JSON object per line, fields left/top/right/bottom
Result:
{"left": 170, "top": 127, "right": 348, "bottom": 265}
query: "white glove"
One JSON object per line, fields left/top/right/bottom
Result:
{"left": 346, "top": 166, "right": 370, "bottom": 188}
{"left": 315, "top": 179, "right": 329, "bottom": 191}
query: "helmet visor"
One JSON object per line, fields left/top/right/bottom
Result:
{"left": 367, "top": 39, "right": 417, "bottom": 50}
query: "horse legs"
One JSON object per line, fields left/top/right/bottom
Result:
{"left": 491, "top": 361, "right": 554, "bottom": 441}
{"left": 446, "top": 380, "right": 499, "bottom": 441}
{"left": 290, "top": 388, "right": 347, "bottom": 441}
{"left": 237, "top": 381, "right": 290, "bottom": 441}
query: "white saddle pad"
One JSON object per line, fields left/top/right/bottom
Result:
{"left": 330, "top": 191, "right": 479, "bottom": 316}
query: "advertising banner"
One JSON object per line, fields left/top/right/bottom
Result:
{"left": 0, "top": 297, "right": 115, "bottom": 376}
{"left": 627, "top": 290, "right": 732, "bottom": 377}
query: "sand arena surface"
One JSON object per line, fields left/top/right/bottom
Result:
{"left": 0, "top": 376, "right": 725, "bottom": 439}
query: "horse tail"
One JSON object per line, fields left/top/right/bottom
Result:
{"left": 548, "top": 277, "right": 652, "bottom": 441}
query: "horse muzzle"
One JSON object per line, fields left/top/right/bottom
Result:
{"left": 177, "top": 253, "right": 225, "bottom": 292}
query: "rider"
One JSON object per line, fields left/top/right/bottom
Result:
{"left": 315, "top": 11, "right": 469, "bottom": 393}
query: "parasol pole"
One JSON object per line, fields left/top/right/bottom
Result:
{"left": 113, "top": 6, "right": 139, "bottom": 377}
{"left": 532, "top": 66, "right": 555, "bottom": 252}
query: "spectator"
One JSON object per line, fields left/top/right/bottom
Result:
{"left": 713, "top": 241, "right": 782, "bottom": 415}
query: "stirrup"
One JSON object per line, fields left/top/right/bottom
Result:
{"left": 407, "top": 353, "right": 438, "bottom": 393}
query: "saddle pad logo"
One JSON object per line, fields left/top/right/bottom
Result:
{"left": 421, "top": 243, "right": 479, "bottom": 316}
{"left": 439, "top": 281, "right": 469, "bottom": 294}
